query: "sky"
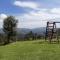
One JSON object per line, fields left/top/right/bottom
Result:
{"left": 0, "top": 0, "right": 60, "bottom": 28}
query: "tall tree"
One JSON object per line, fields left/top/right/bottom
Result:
{"left": 3, "top": 16, "right": 18, "bottom": 44}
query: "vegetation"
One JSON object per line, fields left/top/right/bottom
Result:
{"left": 3, "top": 16, "right": 18, "bottom": 45}
{"left": 25, "top": 31, "right": 43, "bottom": 40}
{"left": 0, "top": 15, "right": 60, "bottom": 60}
{"left": 0, "top": 40, "right": 60, "bottom": 60}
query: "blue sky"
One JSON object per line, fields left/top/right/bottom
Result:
{"left": 0, "top": 0, "right": 60, "bottom": 14}
{"left": 0, "top": 0, "right": 26, "bottom": 14}
{"left": 0, "top": 0, "right": 60, "bottom": 28}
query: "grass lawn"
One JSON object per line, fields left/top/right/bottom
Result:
{"left": 0, "top": 40, "right": 60, "bottom": 60}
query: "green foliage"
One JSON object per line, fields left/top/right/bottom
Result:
{"left": 57, "top": 28, "right": 60, "bottom": 36}
{"left": 0, "top": 40, "right": 60, "bottom": 60}
{"left": 24, "top": 31, "right": 33, "bottom": 40}
{"left": 25, "top": 31, "right": 44, "bottom": 40}
{"left": 3, "top": 16, "right": 18, "bottom": 44}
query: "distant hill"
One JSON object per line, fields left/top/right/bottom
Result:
{"left": 16, "top": 28, "right": 31, "bottom": 39}
{"left": 17, "top": 28, "right": 31, "bottom": 34}
{"left": 32, "top": 27, "right": 46, "bottom": 35}
{"left": 0, "top": 27, "right": 46, "bottom": 40}
{"left": 16, "top": 27, "right": 46, "bottom": 35}
{"left": 0, "top": 27, "right": 46, "bottom": 35}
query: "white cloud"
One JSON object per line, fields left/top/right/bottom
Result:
{"left": 1, "top": 8, "right": 60, "bottom": 28}
{"left": 0, "top": 14, "right": 7, "bottom": 19}
{"left": 13, "top": 1, "right": 39, "bottom": 9}
{"left": 50, "top": 8, "right": 60, "bottom": 14}
{"left": 0, "top": 14, "right": 7, "bottom": 28}
{"left": 16, "top": 8, "right": 60, "bottom": 28}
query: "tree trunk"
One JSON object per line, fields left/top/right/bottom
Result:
{"left": 7, "top": 34, "right": 10, "bottom": 43}
{"left": 4, "top": 34, "right": 10, "bottom": 45}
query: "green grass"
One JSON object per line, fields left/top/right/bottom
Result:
{"left": 0, "top": 40, "right": 60, "bottom": 60}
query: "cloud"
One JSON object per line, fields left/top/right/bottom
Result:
{"left": 50, "top": 8, "right": 60, "bottom": 14}
{"left": 0, "top": 14, "right": 7, "bottom": 28}
{"left": 0, "top": 14, "right": 7, "bottom": 19}
{"left": 1, "top": 8, "right": 60, "bottom": 28}
{"left": 15, "top": 8, "right": 60, "bottom": 28}
{"left": 13, "top": 1, "right": 39, "bottom": 9}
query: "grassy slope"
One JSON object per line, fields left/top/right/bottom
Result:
{"left": 0, "top": 40, "right": 60, "bottom": 60}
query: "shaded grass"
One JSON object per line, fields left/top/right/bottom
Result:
{"left": 0, "top": 40, "right": 60, "bottom": 60}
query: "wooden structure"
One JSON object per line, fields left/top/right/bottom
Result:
{"left": 45, "top": 21, "right": 60, "bottom": 43}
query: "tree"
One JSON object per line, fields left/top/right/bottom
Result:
{"left": 3, "top": 16, "right": 18, "bottom": 45}
{"left": 24, "top": 31, "right": 33, "bottom": 40}
{"left": 33, "top": 33, "right": 37, "bottom": 40}
{"left": 28, "top": 31, "right": 34, "bottom": 40}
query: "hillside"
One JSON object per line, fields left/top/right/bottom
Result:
{"left": 0, "top": 40, "right": 60, "bottom": 60}
{"left": 0, "top": 27, "right": 46, "bottom": 34}
{"left": 0, "top": 27, "right": 46, "bottom": 40}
